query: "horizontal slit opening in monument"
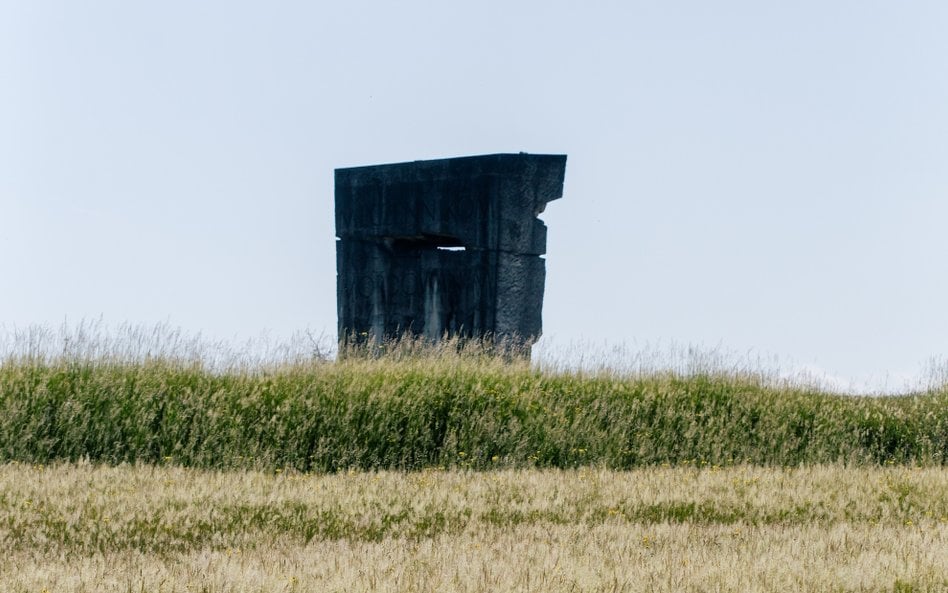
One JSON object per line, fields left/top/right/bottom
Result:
{"left": 389, "top": 234, "right": 467, "bottom": 252}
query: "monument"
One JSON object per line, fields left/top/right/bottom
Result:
{"left": 335, "top": 153, "right": 566, "bottom": 349}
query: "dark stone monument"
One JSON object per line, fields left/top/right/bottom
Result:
{"left": 335, "top": 153, "right": 566, "bottom": 349}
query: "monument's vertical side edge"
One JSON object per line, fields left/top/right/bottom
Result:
{"left": 490, "top": 154, "right": 566, "bottom": 343}
{"left": 334, "top": 168, "right": 346, "bottom": 343}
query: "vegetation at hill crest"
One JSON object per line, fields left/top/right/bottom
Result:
{"left": 2, "top": 338, "right": 945, "bottom": 470}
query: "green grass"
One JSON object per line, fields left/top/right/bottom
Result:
{"left": 1, "top": 338, "right": 946, "bottom": 471}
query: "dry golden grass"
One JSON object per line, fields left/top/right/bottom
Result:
{"left": 2, "top": 462, "right": 947, "bottom": 592}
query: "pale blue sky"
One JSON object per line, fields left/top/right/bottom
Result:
{"left": 3, "top": 1, "right": 947, "bottom": 390}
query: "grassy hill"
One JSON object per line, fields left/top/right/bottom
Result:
{"left": 2, "top": 342, "right": 945, "bottom": 471}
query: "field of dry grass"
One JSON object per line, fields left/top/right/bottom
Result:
{"left": 3, "top": 462, "right": 946, "bottom": 592}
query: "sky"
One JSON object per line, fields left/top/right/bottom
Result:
{"left": 2, "top": 1, "right": 947, "bottom": 391}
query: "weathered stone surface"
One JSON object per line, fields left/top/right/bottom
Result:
{"left": 335, "top": 153, "right": 566, "bottom": 346}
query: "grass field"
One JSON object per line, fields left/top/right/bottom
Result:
{"left": 3, "top": 462, "right": 947, "bottom": 592}
{"left": 2, "top": 328, "right": 947, "bottom": 591}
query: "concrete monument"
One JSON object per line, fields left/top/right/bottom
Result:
{"left": 335, "top": 153, "right": 566, "bottom": 348}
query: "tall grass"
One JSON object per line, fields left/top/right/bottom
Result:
{"left": 0, "top": 324, "right": 946, "bottom": 470}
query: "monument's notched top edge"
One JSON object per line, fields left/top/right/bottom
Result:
{"left": 334, "top": 152, "right": 566, "bottom": 175}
